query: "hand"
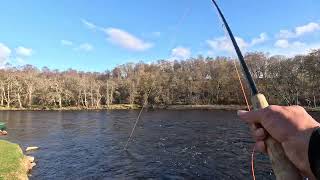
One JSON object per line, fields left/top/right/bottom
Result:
{"left": 238, "top": 105, "right": 320, "bottom": 178}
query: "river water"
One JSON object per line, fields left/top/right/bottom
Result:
{"left": 1, "top": 110, "right": 318, "bottom": 179}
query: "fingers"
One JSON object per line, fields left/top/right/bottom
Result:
{"left": 255, "top": 141, "right": 266, "bottom": 153}
{"left": 250, "top": 124, "right": 268, "bottom": 141}
{"left": 252, "top": 129, "right": 267, "bottom": 153}
{"left": 237, "top": 110, "right": 263, "bottom": 124}
{"left": 238, "top": 110, "right": 268, "bottom": 153}
{"left": 253, "top": 128, "right": 267, "bottom": 141}
{"left": 250, "top": 123, "right": 263, "bottom": 132}
{"left": 250, "top": 124, "right": 257, "bottom": 132}
{"left": 238, "top": 109, "right": 270, "bottom": 154}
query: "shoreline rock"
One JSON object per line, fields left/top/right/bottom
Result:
{"left": 23, "top": 155, "right": 36, "bottom": 174}
{"left": 26, "top": 146, "right": 39, "bottom": 152}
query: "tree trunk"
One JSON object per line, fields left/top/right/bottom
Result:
{"left": 129, "top": 83, "right": 136, "bottom": 105}
{"left": 216, "top": 81, "right": 220, "bottom": 103}
{"left": 16, "top": 92, "right": 22, "bottom": 108}
{"left": 90, "top": 88, "right": 94, "bottom": 108}
{"left": 84, "top": 90, "right": 88, "bottom": 108}
{"left": 78, "top": 90, "right": 82, "bottom": 107}
{"left": 6, "top": 83, "right": 10, "bottom": 108}
{"left": 0, "top": 87, "right": 3, "bottom": 106}
{"left": 143, "top": 92, "right": 148, "bottom": 106}
{"left": 110, "top": 85, "right": 114, "bottom": 105}
{"left": 96, "top": 91, "right": 101, "bottom": 108}
{"left": 313, "top": 91, "right": 317, "bottom": 108}
{"left": 106, "top": 81, "right": 110, "bottom": 107}
{"left": 58, "top": 94, "right": 62, "bottom": 109}
{"left": 95, "top": 83, "right": 101, "bottom": 108}
{"left": 28, "top": 87, "right": 33, "bottom": 107}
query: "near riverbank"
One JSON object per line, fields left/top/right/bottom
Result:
{"left": 0, "top": 140, "right": 29, "bottom": 180}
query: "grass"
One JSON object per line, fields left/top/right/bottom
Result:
{"left": 0, "top": 140, "right": 28, "bottom": 180}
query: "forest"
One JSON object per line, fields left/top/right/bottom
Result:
{"left": 0, "top": 49, "right": 319, "bottom": 110}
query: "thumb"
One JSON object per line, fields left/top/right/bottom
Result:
{"left": 237, "top": 110, "right": 263, "bottom": 124}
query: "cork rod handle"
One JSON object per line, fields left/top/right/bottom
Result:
{"left": 251, "top": 93, "right": 301, "bottom": 180}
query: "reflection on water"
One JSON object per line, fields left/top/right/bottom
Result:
{"left": 0, "top": 109, "right": 296, "bottom": 179}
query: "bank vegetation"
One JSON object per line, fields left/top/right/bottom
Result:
{"left": 0, "top": 50, "right": 319, "bottom": 110}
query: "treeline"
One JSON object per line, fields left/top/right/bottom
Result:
{"left": 0, "top": 49, "right": 319, "bottom": 109}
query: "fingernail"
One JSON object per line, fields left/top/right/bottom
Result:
{"left": 237, "top": 110, "right": 248, "bottom": 116}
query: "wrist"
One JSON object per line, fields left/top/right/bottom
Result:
{"left": 283, "top": 121, "right": 319, "bottom": 178}
{"left": 308, "top": 126, "right": 320, "bottom": 179}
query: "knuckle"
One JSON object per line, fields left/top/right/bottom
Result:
{"left": 266, "top": 105, "right": 281, "bottom": 112}
{"left": 262, "top": 105, "right": 285, "bottom": 122}
{"left": 264, "top": 105, "right": 281, "bottom": 116}
{"left": 291, "top": 105, "right": 305, "bottom": 111}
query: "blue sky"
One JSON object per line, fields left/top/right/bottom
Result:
{"left": 0, "top": 0, "right": 319, "bottom": 72}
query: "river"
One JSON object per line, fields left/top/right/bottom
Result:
{"left": 2, "top": 109, "right": 317, "bottom": 179}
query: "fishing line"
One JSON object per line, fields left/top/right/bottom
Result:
{"left": 233, "top": 59, "right": 251, "bottom": 111}
{"left": 233, "top": 58, "right": 256, "bottom": 180}
{"left": 124, "top": 84, "right": 154, "bottom": 150}
{"left": 232, "top": 53, "right": 256, "bottom": 180}
{"left": 214, "top": 1, "right": 256, "bottom": 179}
{"left": 167, "top": 5, "right": 192, "bottom": 53}
{"left": 123, "top": 2, "right": 192, "bottom": 151}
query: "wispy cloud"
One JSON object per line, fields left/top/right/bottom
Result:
{"left": 270, "top": 41, "right": 320, "bottom": 57}
{"left": 296, "top": 22, "right": 320, "bottom": 36}
{"left": 61, "top": 40, "right": 73, "bottom": 46}
{"left": 171, "top": 46, "right": 191, "bottom": 60}
{"left": 81, "top": 19, "right": 154, "bottom": 52}
{"left": 207, "top": 36, "right": 249, "bottom": 53}
{"left": 15, "top": 57, "right": 26, "bottom": 65}
{"left": 61, "top": 39, "right": 93, "bottom": 52}
{"left": 207, "top": 21, "right": 320, "bottom": 57}
{"left": 0, "top": 43, "right": 11, "bottom": 67}
{"left": 250, "top": 33, "right": 268, "bottom": 46}
{"left": 274, "top": 39, "right": 306, "bottom": 49}
{"left": 277, "top": 22, "right": 320, "bottom": 39}
{"left": 275, "top": 39, "right": 290, "bottom": 48}
{"left": 75, "top": 43, "right": 94, "bottom": 52}
{"left": 15, "top": 46, "right": 33, "bottom": 57}
{"left": 272, "top": 38, "right": 320, "bottom": 56}
{"left": 0, "top": 44, "right": 34, "bottom": 67}
{"left": 270, "top": 22, "right": 320, "bottom": 56}
{"left": 13, "top": 46, "right": 33, "bottom": 65}
{"left": 206, "top": 32, "right": 269, "bottom": 54}
{"left": 104, "top": 28, "right": 153, "bottom": 51}
{"left": 81, "top": 19, "right": 98, "bottom": 30}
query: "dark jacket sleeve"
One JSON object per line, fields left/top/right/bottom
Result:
{"left": 309, "top": 127, "right": 320, "bottom": 179}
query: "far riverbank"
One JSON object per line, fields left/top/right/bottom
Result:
{"left": 0, "top": 104, "right": 319, "bottom": 111}
{"left": 0, "top": 104, "right": 248, "bottom": 111}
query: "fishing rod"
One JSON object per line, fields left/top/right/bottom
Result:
{"left": 210, "top": 0, "right": 301, "bottom": 179}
